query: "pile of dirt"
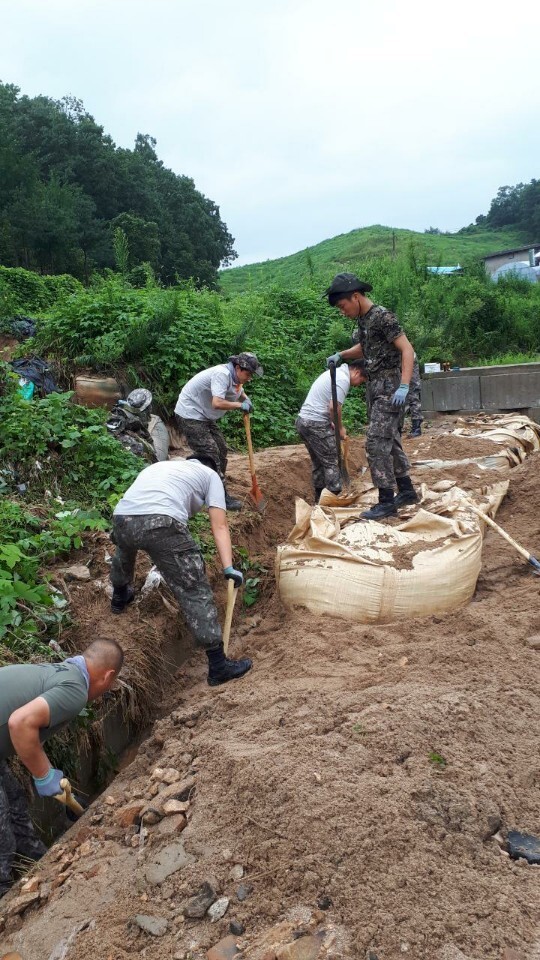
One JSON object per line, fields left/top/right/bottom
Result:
{"left": 407, "top": 431, "right": 505, "bottom": 462}
{"left": 2, "top": 423, "right": 540, "bottom": 960}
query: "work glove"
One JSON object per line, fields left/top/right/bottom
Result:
{"left": 33, "top": 767, "right": 64, "bottom": 798}
{"left": 391, "top": 383, "right": 410, "bottom": 406}
{"left": 326, "top": 352, "right": 343, "bottom": 368}
{"left": 223, "top": 565, "right": 244, "bottom": 588}
{"left": 240, "top": 398, "right": 253, "bottom": 413}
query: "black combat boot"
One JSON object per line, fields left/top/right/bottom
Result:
{"left": 224, "top": 489, "right": 243, "bottom": 511}
{"left": 394, "top": 475, "right": 419, "bottom": 508}
{"left": 361, "top": 487, "right": 397, "bottom": 520}
{"left": 111, "top": 584, "right": 135, "bottom": 614}
{"left": 409, "top": 420, "right": 422, "bottom": 438}
{"left": 314, "top": 487, "right": 323, "bottom": 504}
{"left": 206, "top": 644, "right": 253, "bottom": 687}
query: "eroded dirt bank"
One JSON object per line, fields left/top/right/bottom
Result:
{"left": 2, "top": 422, "right": 540, "bottom": 960}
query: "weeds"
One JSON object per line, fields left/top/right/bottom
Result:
{"left": 428, "top": 750, "right": 447, "bottom": 770}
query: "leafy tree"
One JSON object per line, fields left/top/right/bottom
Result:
{"left": 0, "top": 81, "right": 237, "bottom": 285}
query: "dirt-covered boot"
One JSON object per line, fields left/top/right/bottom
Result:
{"left": 111, "top": 584, "right": 135, "bottom": 614}
{"left": 361, "top": 487, "right": 397, "bottom": 520}
{"left": 394, "top": 475, "right": 419, "bottom": 508}
{"left": 409, "top": 419, "right": 422, "bottom": 438}
{"left": 224, "top": 490, "right": 243, "bottom": 511}
{"left": 206, "top": 644, "right": 253, "bottom": 686}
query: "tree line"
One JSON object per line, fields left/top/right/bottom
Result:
{"left": 0, "top": 82, "right": 236, "bottom": 286}
{"left": 468, "top": 180, "right": 540, "bottom": 239}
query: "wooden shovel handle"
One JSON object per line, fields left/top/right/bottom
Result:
{"left": 54, "top": 777, "right": 84, "bottom": 817}
{"left": 243, "top": 413, "right": 256, "bottom": 477}
{"left": 222, "top": 577, "right": 238, "bottom": 655}
{"left": 462, "top": 500, "right": 532, "bottom": 563}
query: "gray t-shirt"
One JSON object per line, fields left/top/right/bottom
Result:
{"left": 114, "top": 459, "right": 226, "bottom": 524}
{"left": 174, "top": 363, "right": 243, "bottom": 421}
{"left": 299, "top": 367, "right": 351, "bottom": 424}
{"left": 0, "top": 662, "right": 88, "bottom": 760}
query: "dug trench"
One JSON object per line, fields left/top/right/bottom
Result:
{"left": 2, "top": 425, "right": 540, "bottom": 960}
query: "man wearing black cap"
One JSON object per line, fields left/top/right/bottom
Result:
{"left": 175, "top": 353, "right": 263, "bottom": 511}
{"left": 325, "top": 274, "right": 418, "bottom": 520}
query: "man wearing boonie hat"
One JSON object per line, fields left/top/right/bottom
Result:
{"left": 175, "top": 352, "right": 263, "bottom": 511}
{"left": 324, "top": 274, "right": 418, "bottom": 520}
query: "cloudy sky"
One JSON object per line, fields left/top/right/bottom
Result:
{"left": 2, "top": 0, "right": 539, "bottom": 265}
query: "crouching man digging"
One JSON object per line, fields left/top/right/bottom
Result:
{"left": 296, "top": 360, "right": 366, "bottom": 503}
{"left": 110, "top": 456, "right": 252, "bottom": 686}
{"left": 175, "top": 352, "right": 263, "bottom": 511}
{"left": 0, "top": 638, "right": 124, "bottom": 898}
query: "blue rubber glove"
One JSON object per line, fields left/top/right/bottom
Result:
{"left": 33, "top": 767, "right": 64, "bottom": 798}
{"left": 326, "top": 352, "right": 343, "bottom": 368}
{"left": 223, "top": 565, "right": 244, "bottom": 588}
{"left": 240, "top": 398, "right": 253, "bottom": 413}
{"left": 392, "top": 383, "right": 410, "bottom": 406}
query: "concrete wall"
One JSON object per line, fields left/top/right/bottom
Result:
{"left": 422, "top": 362, "right": 540, "bottom": 423}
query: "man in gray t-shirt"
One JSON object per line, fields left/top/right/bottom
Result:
{"left": 296, "top": 361, "right": 365, "bottom": 502}
{"left": 110, "top": 456, "right": 253, "bottom": 688}
{"left": 175, "top": 352, "right": 263, "bottom": 511}
{"left": 0, "top": 639, "right": 123, "bottom": 898}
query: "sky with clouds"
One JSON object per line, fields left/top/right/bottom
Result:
{"left": 2, "top": 0, "right": 539, "bottom": 265}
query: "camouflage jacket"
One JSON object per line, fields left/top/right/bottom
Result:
{"left": 352, "top": 304, "right": 403, "bottom": 379}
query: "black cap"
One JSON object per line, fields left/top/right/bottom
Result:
{"left": 324, "top": 273, "right": 373, "bottom": 298}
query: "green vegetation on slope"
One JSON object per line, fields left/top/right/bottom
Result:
{"left": 219, "top": 224, "right": 528, "bottom": 295}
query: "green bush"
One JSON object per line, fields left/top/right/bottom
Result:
{"left": 0, "top": 499, "right": 107, "bottom": 664}
{"left": 0, "top": 362, "right": 141, "bottom": 506}
{"left": 0, "top": 265, "right": 82, "bottom": 321}
{"left": 31, "top": 275, "right": 368, "bottom": 447}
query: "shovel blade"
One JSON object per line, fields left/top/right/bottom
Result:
{"left": 249, "top": 478, "right": 266, "bottom": 514}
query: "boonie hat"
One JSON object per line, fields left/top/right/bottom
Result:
{"left": 228, "top": 351, "right": 264, "bottom": 377}
{"left": 324, "top": 273, "right": 373, "bottom": 298}
{"left": 125, "top": 388, "right": 153, "bottom": 412}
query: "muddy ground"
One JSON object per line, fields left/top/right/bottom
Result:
{"left": 1, "top": 417, "right": 540, "bottom": 960}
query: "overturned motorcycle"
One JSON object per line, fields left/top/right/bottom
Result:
{"left": 106, "top": 388, "right": 169, "bottom": 462}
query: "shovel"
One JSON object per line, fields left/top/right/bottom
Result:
{"left": 243, "top": 413, "right": 266, "bottom": 513}
{"left": 328, "top": 361, "right": 350, "bottom": 487}
{"left": 462, "top": 499, "right": 540, "bottom": 574}
{"left": 222, "top": 578, "right": 238, "bottom": 655}
{"left": 53, "top": 777, "right": 85, "bottom": 818}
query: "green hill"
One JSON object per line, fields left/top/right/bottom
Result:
{"left": 219, "top": 224, "right": 527, "bottom": 295}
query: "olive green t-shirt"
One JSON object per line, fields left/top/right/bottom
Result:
{"left": 0, "top": 662, "right": 88, "bottom": 760}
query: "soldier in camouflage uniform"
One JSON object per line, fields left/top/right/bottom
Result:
{"left": 0, "top": 639, "right": 123, "bottom": 897}
{"left": 110, "top": 456, "right": 253, "bottom": 687}
{"left": 325, "top": 273, "right": 419, "bottom": 520}
{"left": 175, "top": 352, "right": 263, "bottom": 511}
{"left": 296, "top": 361, "right": 366, "bottom": 502}
{"left": 0, "top": 761, "right": 47, "bottom": 896}
{"left": 404, "top": 354, "right": 423, "bottom": 437}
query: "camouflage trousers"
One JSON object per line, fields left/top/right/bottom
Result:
{"left": 0, "top": 761, "right": 47, "bottom": 896}
{"left": 295, "top": 417, "right": 342, "bottom": 495}
{"left": 111, "top": 515, "right": 222, "bottom": 650}
{"left": 366, "top": 373, "right": 411, "bottom": 489}
{"left": 176, "top": 416, "right": 228, "bottom": 481}
{"left": 404, "top": 360, "right": 423, "bottom": 424}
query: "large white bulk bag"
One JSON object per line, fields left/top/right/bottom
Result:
{"left": 277, "top": 482, "right": 508, "bottom": 623}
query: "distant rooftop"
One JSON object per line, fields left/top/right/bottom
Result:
{"left": 427, "top": 265, "right": 462, "bottom": 275}
{"left": 482, "top": 244, "right": 540, "bottom": 260}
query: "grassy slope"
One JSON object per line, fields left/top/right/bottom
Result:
{"left": 220, "top": 224, "right": 527, "bottom": 294}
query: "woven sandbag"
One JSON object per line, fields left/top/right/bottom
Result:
{"left": 277, "top": 482, "right": 508, "bottom": 623}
